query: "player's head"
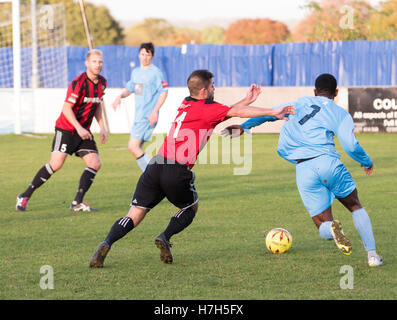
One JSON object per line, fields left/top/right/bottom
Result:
{"left": 85, "top": 49, "right": 103, "bottom": 76}
{"left": 139, "top": 42, "right": 154, "bottom": 67}
{"left": 314, "top": 73, "right": 338, "bottom": 99}
{"left": 187, "top": 69, "right": 215, "bottom": 100}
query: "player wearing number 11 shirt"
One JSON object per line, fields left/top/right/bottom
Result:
{"left": 89, "top": 69, "right": 295, "bottom": 268}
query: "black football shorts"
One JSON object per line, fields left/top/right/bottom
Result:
{"left": 131, "top": 155, "right": 198, "bottom": 210}
{"left": 51, "top": 128, "right": 98, "bottom": 157}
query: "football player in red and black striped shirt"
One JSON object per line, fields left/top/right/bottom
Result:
{"left": 90, "top": 69, "right": 295, "bottom": 268}
{"left": 16, "top": 49, "right": 108, "bottom": 212}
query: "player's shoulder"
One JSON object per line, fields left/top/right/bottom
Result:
{"left": 70, "top": 72, "right": 87, "bottom": 84}
{"left": 182, "top": 97, "right": 223, "bottom": 108}
{"left": 205, "top": 99, "right": 220, "bottom": 105}
{"left": 300, "top": 96, "right": 346, "bottom": 111}
{"left": 68, "top": 72, "right": 87, "bottom": 90}
{"left": 314, "top": 97, "right": 350, "bottom": 123}
{"left": 131, "top": 67, "right": 140, "bottom": 76}
{"left": 150, "top": 64, "right": 162, "bottom": 73}
{"left": 290, "top": 96, "right": 313, "bottom": 106}
{"left": 322, "top": 98, "right": 348, "bottom": 115}
{"left": 202, "top": 99, "right": 229, "bottom": 109}
{"left": 150, "top": 65, "right": 166, "bottom": 79}
{"left": 98, "top": 74, "right": 107, "bottom": 86}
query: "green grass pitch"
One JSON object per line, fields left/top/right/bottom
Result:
{"left": 1, "top": 133, "right": 396, "bottom": 300}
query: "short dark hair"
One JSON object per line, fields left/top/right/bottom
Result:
{"left": 315, "top": 73, "right": 337, "bottom": 97}
{"left": 139, "top": 42, "right": 155, "bottom": 56}
{"left": 187, "top": 70, "right": 213, "bottom": 96}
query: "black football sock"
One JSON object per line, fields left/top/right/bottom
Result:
{"left": 21, "top": 164, "right": 54, "bottom": 198}
{"left": 104, "top": 217, "right": 135, "bottom": 247}
{"left": 163, "top": 207, "right": 196, "bottom": 241}
{"left": 73, "top": 167, "right": 97, "bottom": 204}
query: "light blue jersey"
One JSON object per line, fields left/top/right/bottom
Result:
{"left": 277, "top": 96, "right": 372, "bottom": 168}
{"left": 241, "top": 96, "right": 372, "bottom": 168}
{"left": 126, "top": 64, "right": 168, "bottom": 122}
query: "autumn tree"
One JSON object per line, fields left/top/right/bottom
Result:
{"left": 0, "top": 0, "right": 124, "bottom": 47}
{"left": 292, "top": 0, "right": 374, "bottom": 42}
{"left": 200, "top": 26, "right": 225, "bottom": 44}
{"left": 224, "top": 18, "right": 290, "bottom": 45}
{"left": 367, "top": 0, "right": 397, "bottom": 40}
{"left": 172, "top": 26, "right": 201, "bottom": 45}
{"left": 125, "top": 18, "right": 201, "bottom": 46}
{"left": 36, "top": 0, "right": 124, "bottom": 46}
{"left": 124, "top": 18, "right": 174, "bottom": 46}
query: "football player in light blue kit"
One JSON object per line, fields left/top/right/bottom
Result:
{"left": 222, "top": 74, "right": 382, "bottom": 267}
{"left": 113, "top": 42, "right": 168, "bottom": 171}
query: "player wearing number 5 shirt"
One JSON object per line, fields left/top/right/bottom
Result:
{"left": 16, "top": 49, "right": 108, "bottom": 213}
{"left": 90, "top": 69, "right": 295, "bottom": 268}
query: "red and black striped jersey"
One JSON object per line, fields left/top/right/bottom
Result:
{"left": 55, "top": 72, "right": 107, "bottom": 132}
{"left": 158, "top": 97, "right": 231, "bottom": 168}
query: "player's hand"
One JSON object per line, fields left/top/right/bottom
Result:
{"left": 100, "top": 129, "right": 108, "bottom": 144}
{"left": 221, "top": 125, "right": 244, "bottom": 138}
{"left": 363, "top": 164, "right": 373, "bottom": 176}
{"left": 245, "top": 84, "right": 261, "bottom": 105}
{"left": 112, "top": 96, "right": 121, "bottom": 111}
{"left": 148, "top": 111, "right": 158, "bottom": 127}
{"left": 273, "top": 105, "right": 295, "bottom": 120}
{"left": 76, "top": 127, "right": 92, "bottom": 140}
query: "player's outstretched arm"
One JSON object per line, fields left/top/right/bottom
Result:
{"left": 221, "top": 115, "right": 279, "bottom": 138}
{"left": 226, "top": 105, "right": 295, "bottom": 120}
{"left": 222, "top": 105, "right": 294, "bottom": 138}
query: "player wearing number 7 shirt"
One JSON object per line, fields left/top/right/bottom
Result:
{"left": 89, "top": 69, "right": 295, "bottom": 268}
{"left": 222, "top": 73, "right": 382, "bottom": 267}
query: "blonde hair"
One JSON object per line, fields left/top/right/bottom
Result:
{"left": 86, "top": 49, "right": 103, "bottom": 60}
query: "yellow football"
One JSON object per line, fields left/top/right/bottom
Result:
{"left": 265, "top": 228, "right": 292, "bottom": 254}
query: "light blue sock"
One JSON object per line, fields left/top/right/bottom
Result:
{"left": 319, "top": 221, "right": 333, "bottom": 240}
{"left": 136, "top": 153, "right": 150, "bottom": 171}
{"left": 352, "top": 208, "right": 376, "bottom": 252}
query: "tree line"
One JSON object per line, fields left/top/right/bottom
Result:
{"left": 1, "top": 0, "right": 397, "bottom": 47}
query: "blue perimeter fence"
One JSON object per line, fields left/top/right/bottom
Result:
{"left": 1, "top": 40, "right": 397, "bottom": 88}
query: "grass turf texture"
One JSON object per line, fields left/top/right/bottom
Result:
{"left": 1, "top": 133, "right": 396, "bottom": 300}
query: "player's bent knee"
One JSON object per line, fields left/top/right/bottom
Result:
{"left": 128, "top": 140, "right": 144, "bottom": 158}
{"left": 129, "top": 147, "right": 143, "bottom": 159}
{"left": 49, "top": 160, "right": 63, "bottom": 172}
{"left": 82, "top": 153, "right": 101, "bottom": 170}
{"left": 91, "top": 160, "right": 101, "bottom": 171}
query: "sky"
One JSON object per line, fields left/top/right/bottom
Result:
{"left": 86, "top": 0, "right": 384, "bottom": 27}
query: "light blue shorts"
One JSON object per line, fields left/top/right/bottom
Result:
{"left": 130, "top": 121, "right": 156, "bottom": 142}
{"left": 296, "top": 155, "right": 356, "bottom": 217}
